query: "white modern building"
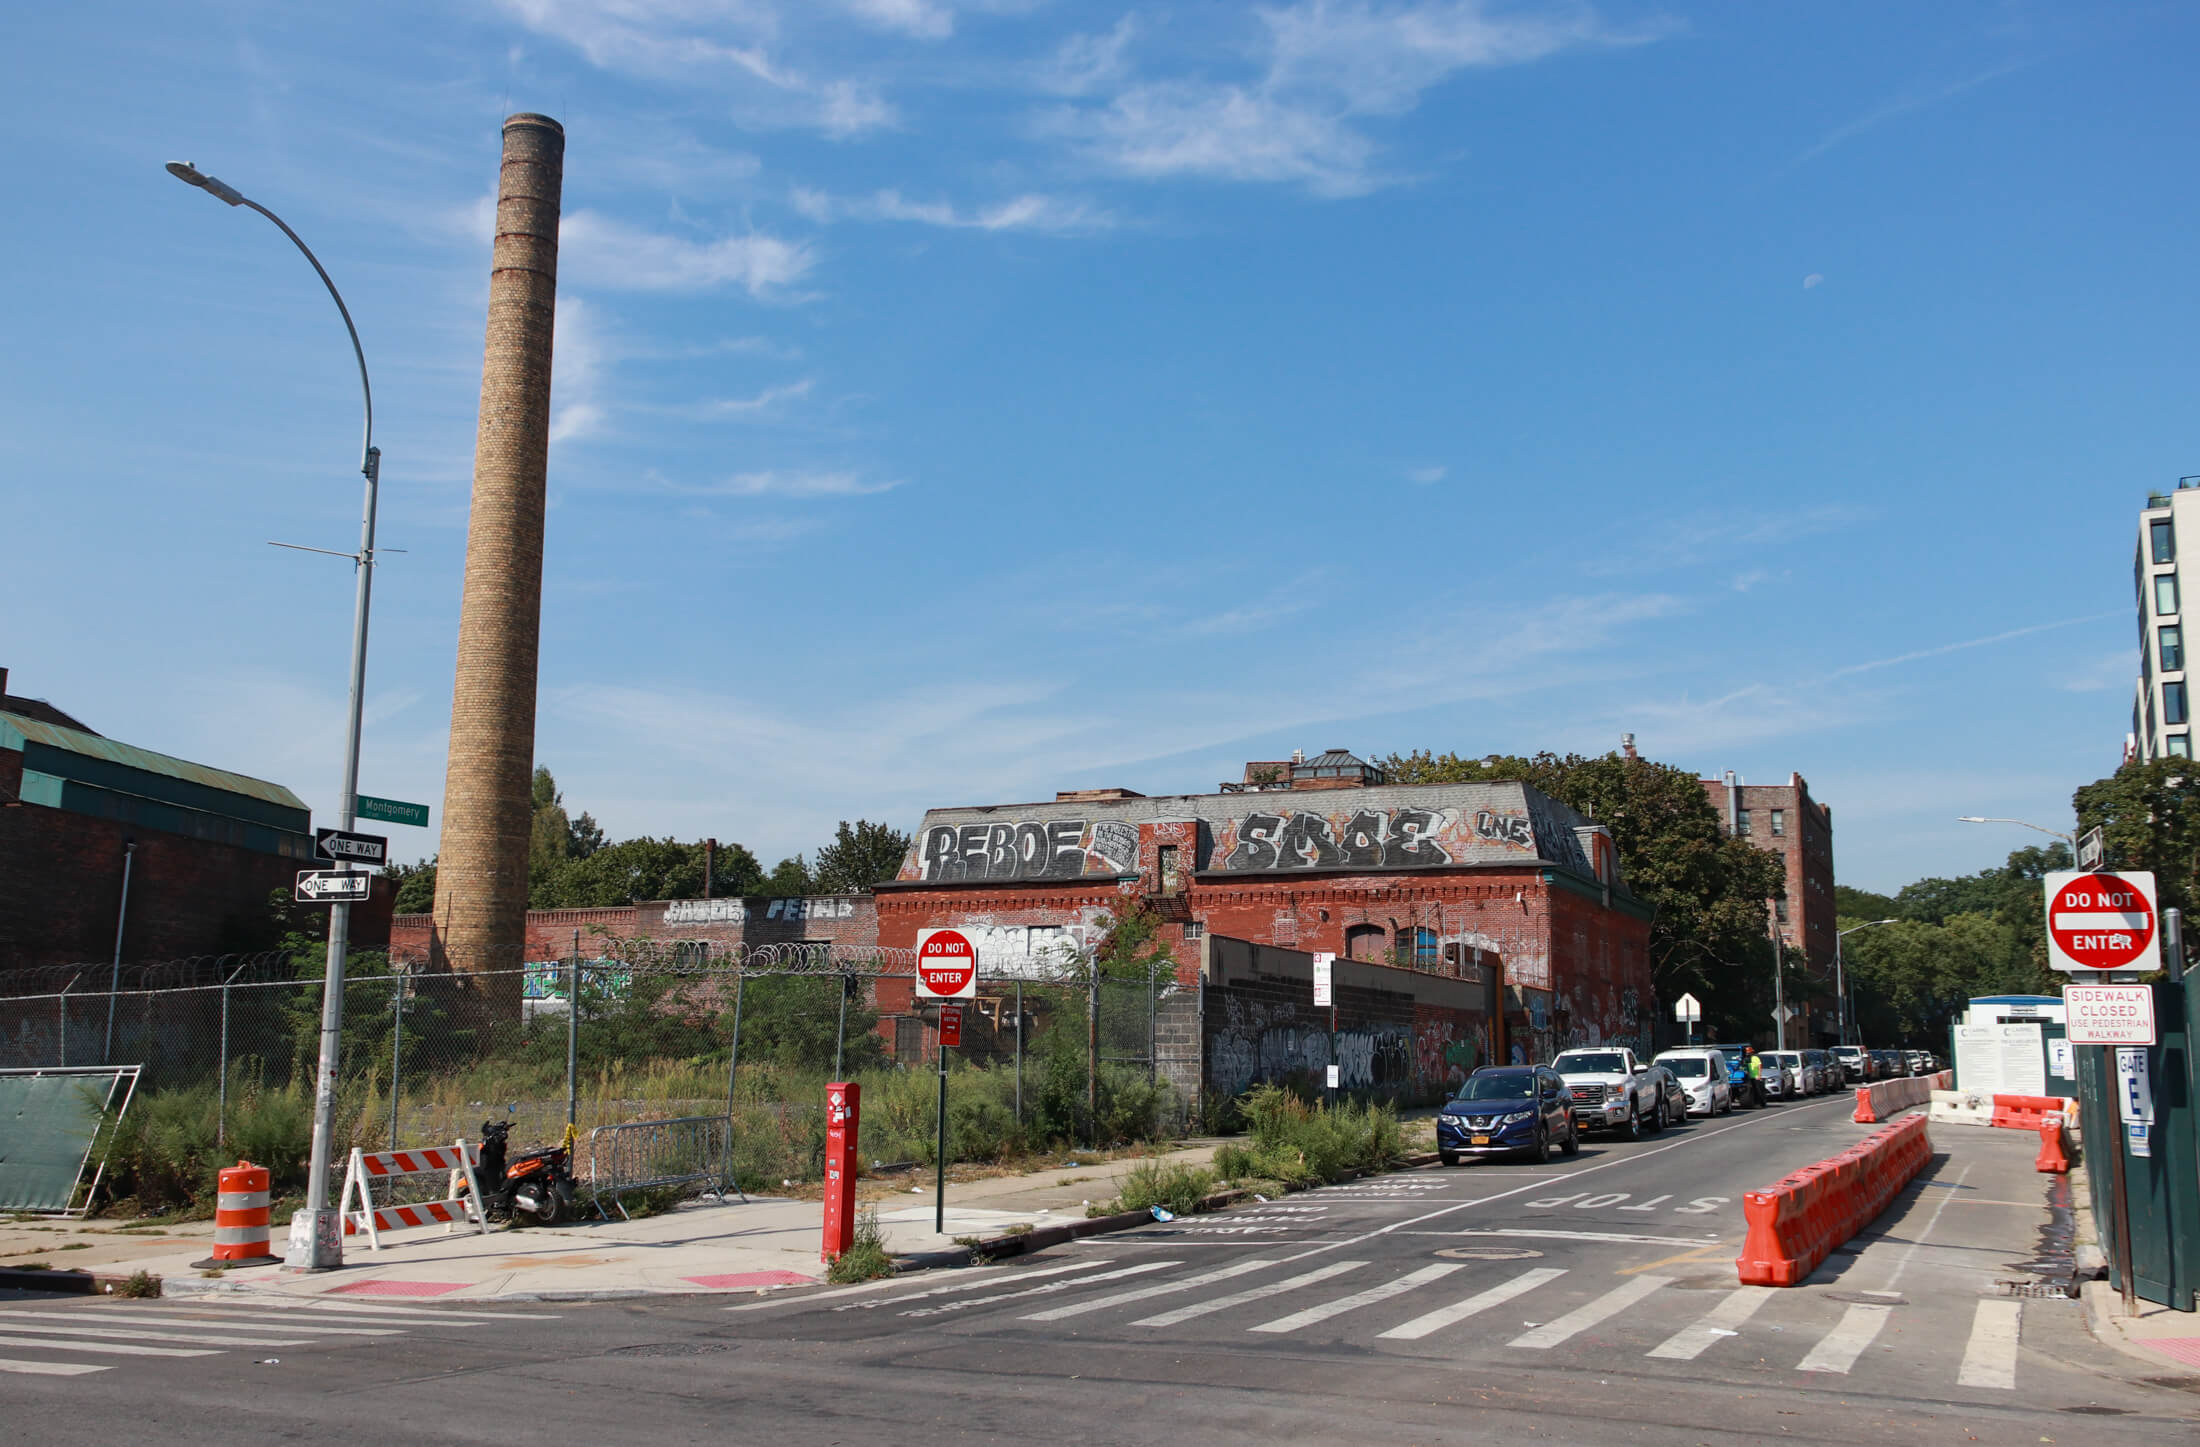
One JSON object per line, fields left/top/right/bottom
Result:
{"left": 2133, "top": 479, "right": 2200, "bottom": 760}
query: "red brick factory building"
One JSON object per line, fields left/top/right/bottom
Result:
{"left": 876, "top": 751, "right": 1656, "bottom": 1106}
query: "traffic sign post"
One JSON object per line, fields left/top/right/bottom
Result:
{"left": 821, "top": 1081, "right": 860, "bottom": 1264}
{"left": 296, "top": 870, "right": 371, "bottom": 903}
{"left": 915, "top": 928, "right": 978, "bottom": 1000}
{"left": 356, "top": 795, "right": 430, "bottom": 828}
{"left": 315, "top": 827, "right": 388, "bottom": 866}
{"left": 1313, "top": 952, "right": 1337, "bottom": 1108}
{"left": 2044, "top": 871, "right": 2161, "bottom": 974}
{"left": 1674, "top": 992, "right": 1702, "bottom": 1046}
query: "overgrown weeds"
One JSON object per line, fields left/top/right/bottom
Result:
{"left": 114, "top": 1270, "right": 159, "bottom": 1299}
{"left": 826, "top": 1206, "right": 893, "bottom": 1283}
{"left": 1106, "top": 1160, "right": 1217, "bottom": 1217}
{"left": 1212, "top": 1085, "right": 1402, "bottom": 1190}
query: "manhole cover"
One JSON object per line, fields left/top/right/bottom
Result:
{"left": 1824, "top": 1291, "right": 1906, "bottom": 1306}
{"left": 1436, "top": 1246, "right": 1543, "bottom": 1261}
{"left": 2060, "top": 1406, "right": 2132, "bottom": 1416}
{"left": 606, "top": 1342, "right": 738, "bottom": 1358}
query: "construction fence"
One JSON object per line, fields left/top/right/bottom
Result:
{"left": 0, "top": 938, "right": 1202, "bottom": 1210}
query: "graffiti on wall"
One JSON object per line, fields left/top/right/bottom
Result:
{"left": 663, "top": 897, "right": 861, "bottom": 925}
{"left": 1218, "top": 808, "right": 1450, "bottom": 871}
{"left": 911, "top": 819, "right": 1131, "bottom": 882}
{"left": 1552, "top": 981, "right": 1647, "bottom": 1054}
{"left": 1206, "top": 991, "right": 1485, "bottom": 1100}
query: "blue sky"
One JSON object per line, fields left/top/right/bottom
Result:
{"left": 4, "top": 2, "right": 2194, "bottom": 892}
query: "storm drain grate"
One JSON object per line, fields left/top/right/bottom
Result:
{"left": 1996, "top": 1278, "right": 2076, "bottom": 1299}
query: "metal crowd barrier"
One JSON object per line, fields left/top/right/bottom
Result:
{"left": 585, "top": 1115, "right": 745, "bottom": 1220}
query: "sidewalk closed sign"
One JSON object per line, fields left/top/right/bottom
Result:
{"left": 2064, "top": 984, "right": 2157, "bottom": 1046}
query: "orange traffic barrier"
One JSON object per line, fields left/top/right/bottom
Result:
{"left": 1736, "top": 1113, "right": 1931, "bottom": 1287}
{"left": 194, "top": 1160, "right": 279, "bottom": 1268}
{"left": 1852, "top": 1085, "right": 1877, "bottom": 1123}
{"left": 2035, "top": 1114, "right": 2071, "bottom": 1173}
{"left": 1990, "top": 1094, "right": 2077, "bottom": 1132}
{"left": 1852, "top": 1075, "right": 1936, "bottom": 1123}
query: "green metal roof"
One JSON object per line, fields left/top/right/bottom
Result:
{"left": 0, "top": 710, "right": 307, "bottom": 813}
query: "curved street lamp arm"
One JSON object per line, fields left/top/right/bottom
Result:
{"left": 236, "top": 198, "right": 374, "bottom": 476}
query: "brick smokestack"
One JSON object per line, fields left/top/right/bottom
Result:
{"left": 433, "top": 113, "right": 564, "bottom": 997}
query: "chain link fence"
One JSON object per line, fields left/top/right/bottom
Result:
{"left": 0, "top": 935, "right": 1200, "bottom": 1214}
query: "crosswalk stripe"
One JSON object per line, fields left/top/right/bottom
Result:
{"left": 1955, "top": 1300, "right": 2020, "bottom": 1390}
{"left": 1249, "top": 1263, "right": 1463, "bottom": 1335}
{"left": 0, "top": 1311, "right": 402, "bottom": 1338}
{"left": 1508, "top": 1276, "right": 1672, "bottom": 1350}
{"left": 1022, "top": 1257, "right": 1286, "bottom": 1322}
{"left": 261, "top": 1300, "right": 541, "bottom": 1321}
{"left": 900, "top": 1261, "right": 1179, "bottom": 1319}
{"left": 1133, "top": 1261, "right": 1365, "bottom": 1329}
{"left": 1646, "top": 1286, "right": 1777, "bottom": 1360}
{"left": 0, "top": 1334, "right": 218, "bottom": 1358}
{"left": 0, "top": 1323, "right": 313, "bottom": 1348}
{"left": 1796, "top": 1302, "right": 1892, "bottom": 1374}
{"left": 0, "top": 1358, "right": 109, "bottom": 1376}
{"left": 839, "top": 1261, "right": 1106, "bottom": 1314}
{"left": 1377, "top": 1268, "right": 1568, "bottom": 1341}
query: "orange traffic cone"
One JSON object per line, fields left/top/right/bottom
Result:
{"left": 2035, "top": 1115, "right": 2071, "bottom": 1174}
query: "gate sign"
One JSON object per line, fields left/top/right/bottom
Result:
{"left": 2064, "top": 983, "right": 2157, "bottom": 1046}
{"left": 915, "top": 928, "right": 978, "bottom": 1000}
{"left": 2044, "top": 871, "right": 2160, "bottom": 973}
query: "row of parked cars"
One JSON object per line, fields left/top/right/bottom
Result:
{"left": 1432, "top": 1041, "right": 1942, "bottom": 1164}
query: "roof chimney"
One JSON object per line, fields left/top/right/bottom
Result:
{"left": 1620, "top": 732, "right": 1637, "bottom": 760}
{"left": 0, "top": 666, "right": 8, "bottom": 699}
{"left": 1291, "top": 749, "right": 1304, "bottom": 765}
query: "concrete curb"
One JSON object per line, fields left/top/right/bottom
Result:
{"left": 0, "top": 1266, "right": 161, "bottom": 1297}
{"left": 2078, "top": 1280, "right": 2199, "bottom": 1372}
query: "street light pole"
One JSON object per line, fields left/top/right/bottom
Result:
{"left": 168, "top": 161, "right": 379, "bottom": 1271}
{"left": 1835, "top": 918, "right": 1899, "bottom": 1048}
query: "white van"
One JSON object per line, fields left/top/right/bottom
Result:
{"left": 1652, "top": 1048, "right": 1734, "bottom": 1116}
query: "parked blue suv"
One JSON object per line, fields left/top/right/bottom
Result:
{"left": 1437, "top": 1065, "right": 1580, "bottom": 1165}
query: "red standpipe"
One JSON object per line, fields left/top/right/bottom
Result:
{"left": 822, "top": 1081, "right": 861, "bottom": 1262}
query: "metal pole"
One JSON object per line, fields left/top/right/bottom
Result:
{"left": 567, "top": 931, "right": 580, "bottom": 1132}
{"left": 2164, "top": 908, "right": 2186, "bottom": 983}
{"left": 935, "top": 1029, "right": 948, "bottom": 1236}
{"left": 387, "top": 972, "right": 403, "bottom": 1149}
{"left": 217, "top": 959, "right": 247, "bottom": 1149}
{"left": 1147, "top": 962, "right": 1158, "bottom": 1089}
{"left": 835, "top": 973, "right": 850, "bottom": 1079}
{"left": 1834, "top": 932, "right": 1847, "bottom": 1047}
{"left": 2106, "top": 1044, "right": 2138, "bottom": 1313}
{"left": 724, "top": 966, "right": 746, "bottom": 1120}
{"left": 1014, "top": 980, "right": 1023, "bottom": 1125}
{"left": 165, "top": 166, "right": 380, "bottom": 1271}
{"left": 1086, "top": 964, "right": 1099, "bottom": 1144}
{"left": 59, "top": 973, "right": 78, "bottom": 1067}
{"left": 105, "top": 842, "right": 135, "bottom": 1061}
{"left": 1773, "top": 933, "right": 1787, "bottom": 1051}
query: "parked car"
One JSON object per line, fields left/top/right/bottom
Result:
{"left": 1906, "top": 1050, "right": 1934, "bottom": 1076}
{"left": 1652, "top": 1048, "right": 1734, "bottom": 1116}
{"left": 1641, "top": 1063, "right": 1691, "bottom": 1126}
{"left": 1437, "top": 1066, "right": 1581, "bottom": 1165}
{"left": 1803, "top": 1048, "right": 1837, "bottom": 1095}
{"left": 1874, "top": 1049, "right": 1908, "bottom": 1079}
{"left": 1550, "top": 1047, "right": 1665, "bottom": 1137}
{"left": 1830, "top": 1045, "right": 1869, "bottom": 1083}
{"left": 1762, "top": 1050, "right": 1808, "bottom": 1099}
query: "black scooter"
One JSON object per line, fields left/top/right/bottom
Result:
{"left": 466, "top": 1120, "right": 580, "bottom": 1226}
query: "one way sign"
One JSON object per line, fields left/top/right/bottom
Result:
{"left": 296, "top": 870, "right": 372, "bottom": 903}
{"left": 315, "top": 827, "right": 389, "bottom": 866}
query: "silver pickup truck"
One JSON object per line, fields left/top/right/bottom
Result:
{"left": 1550, "top": 1047, "right": 1665, "bottom": 1137}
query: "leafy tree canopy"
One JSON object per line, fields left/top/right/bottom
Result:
{"left": 812, "top": 819, "right": 915, "bottom": 893}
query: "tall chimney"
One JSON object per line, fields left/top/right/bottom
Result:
{"left": 433, "top": 113, "right": 564, "bottom": 997}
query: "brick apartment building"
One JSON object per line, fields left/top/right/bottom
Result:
{"left": 1699, "top": 768, "right": 1837, "bottom": 1042}
{"left": 0, "top": 667, "right": 374, "bottom": 974}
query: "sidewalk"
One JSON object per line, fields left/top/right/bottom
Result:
{"left": 0, "top": 1142, "right": 1223, "bottom": 1303}
{"left": 2071, "top": 1159, "right": 2200, "bottom": 1372}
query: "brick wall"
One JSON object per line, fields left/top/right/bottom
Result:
{"left": 389, "top": 894, "right": 883, "bottom": 965}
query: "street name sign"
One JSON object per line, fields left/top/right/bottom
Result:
{"left": 915, "top": 928, "right": 978, "bottom": 1000}
{"left": 295, "top": 870, "right": 371, "bottom": 903}
{"left": 938, "top": 1005, "right": 963, "bottom": 1049}
{"left": 2044, "top": 871, "right": 2160, "bottom": 973}
{"left": 315, "top": 827, "right": 389, "bottom": 866}
{"left": 2064, "top": 984, "right": 2157, "bottom": 1046}
{"left": 1312, "top": 951, "right": 1336, "bottom": 1008}
{"left": 356, "top": 794, "right": 430, "bottom": 828}
{"left": 2075, "top": 826, "right": 2105, "bottom": 871}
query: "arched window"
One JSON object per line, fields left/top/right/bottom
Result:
{"left": 1345, "top": 924, "right": 1387, "bottom": 962}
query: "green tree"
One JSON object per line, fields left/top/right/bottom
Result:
{"left": 530, "top": 766, "right": 571, "bottom": 875}
{"left": 385, "top": 858, "right": 437, "bottom": 915}
{"left": 761, "top": 855, "right": 814, "bottom": 897}
{"left": 811, "top": 819, "right": 914, "bottom": 893}
{"left": 1375, "top": 748, "right": 1786, "bottom": 1035}
{"left": 532, "top": 837, "right": 765, "bottom": 908}
{"left": 2076, "top": 758, "right": 2200, "bottom": 920}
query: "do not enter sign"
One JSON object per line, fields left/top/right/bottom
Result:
{"left": 916, "top": 928, "right": 978, "bottom": 999}
{"left": 2044, "top": 870, "right": 2161, "bottom": 973}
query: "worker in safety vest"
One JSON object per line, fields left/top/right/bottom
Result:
{"left": 1743, "top": 1046, "right": 1765, "bottom": 1107}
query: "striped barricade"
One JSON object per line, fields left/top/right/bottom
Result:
{"left": 1736, "top": 1113, "right": 1931, "bottom": 1286}
{"left": 338, "top": 1140, "right": 489, "bottom": 1251}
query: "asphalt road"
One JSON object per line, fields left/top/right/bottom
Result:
{"left": 4, "top": 1093, "right": 2194, "bottom": 1446}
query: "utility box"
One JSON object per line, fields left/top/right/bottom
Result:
{"left": 2073, "top": 981, "right": 2198, "bottom": 1311}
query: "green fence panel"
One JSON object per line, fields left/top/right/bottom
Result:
{"left": 0, "top": 1067, "right": 133, "bottom": 1213}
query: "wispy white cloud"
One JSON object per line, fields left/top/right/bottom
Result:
{"left": 680, "top": 470, "right": 902, "bottom": 498}
{"left": 2060, "top": 649, "right": 2138, "bottom": 694}
{"left": 1405, "top": 464, "right": 1447, "bottom": 484}
{"left": 840, "top": 0, "right": 956, "bottom": 39}
{"left": 1037, "top": 15, "right": 1138, "bottom": 96}
{"left": 676, "top": 379, "right": 817, "bottom": 420}
{"left": 558, "top": 211, "right": 815, "bottom": 296}
{"left": 1048, "top": 1, "right": 1658, "bottom": 196}
{"left": 1793, "top": 59, "right": 2031, "bottom": 166}
{"left": 493, "top": 0, "right": 900, "bottom": 136}
{"left": 548, "top": 295, "right": 611, "bottom": 443}
{"left": 1825, "top": 612, "right": 2121, "bottom": 682}
{"left": 1585, "top": 503, "right": 1877, "bottom": 577}
{"left": 793, "top": 186, "right": 1112, "bottom": 233}
{"left": 1803, "top": 272, "right": 1824, "bottom": 290}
